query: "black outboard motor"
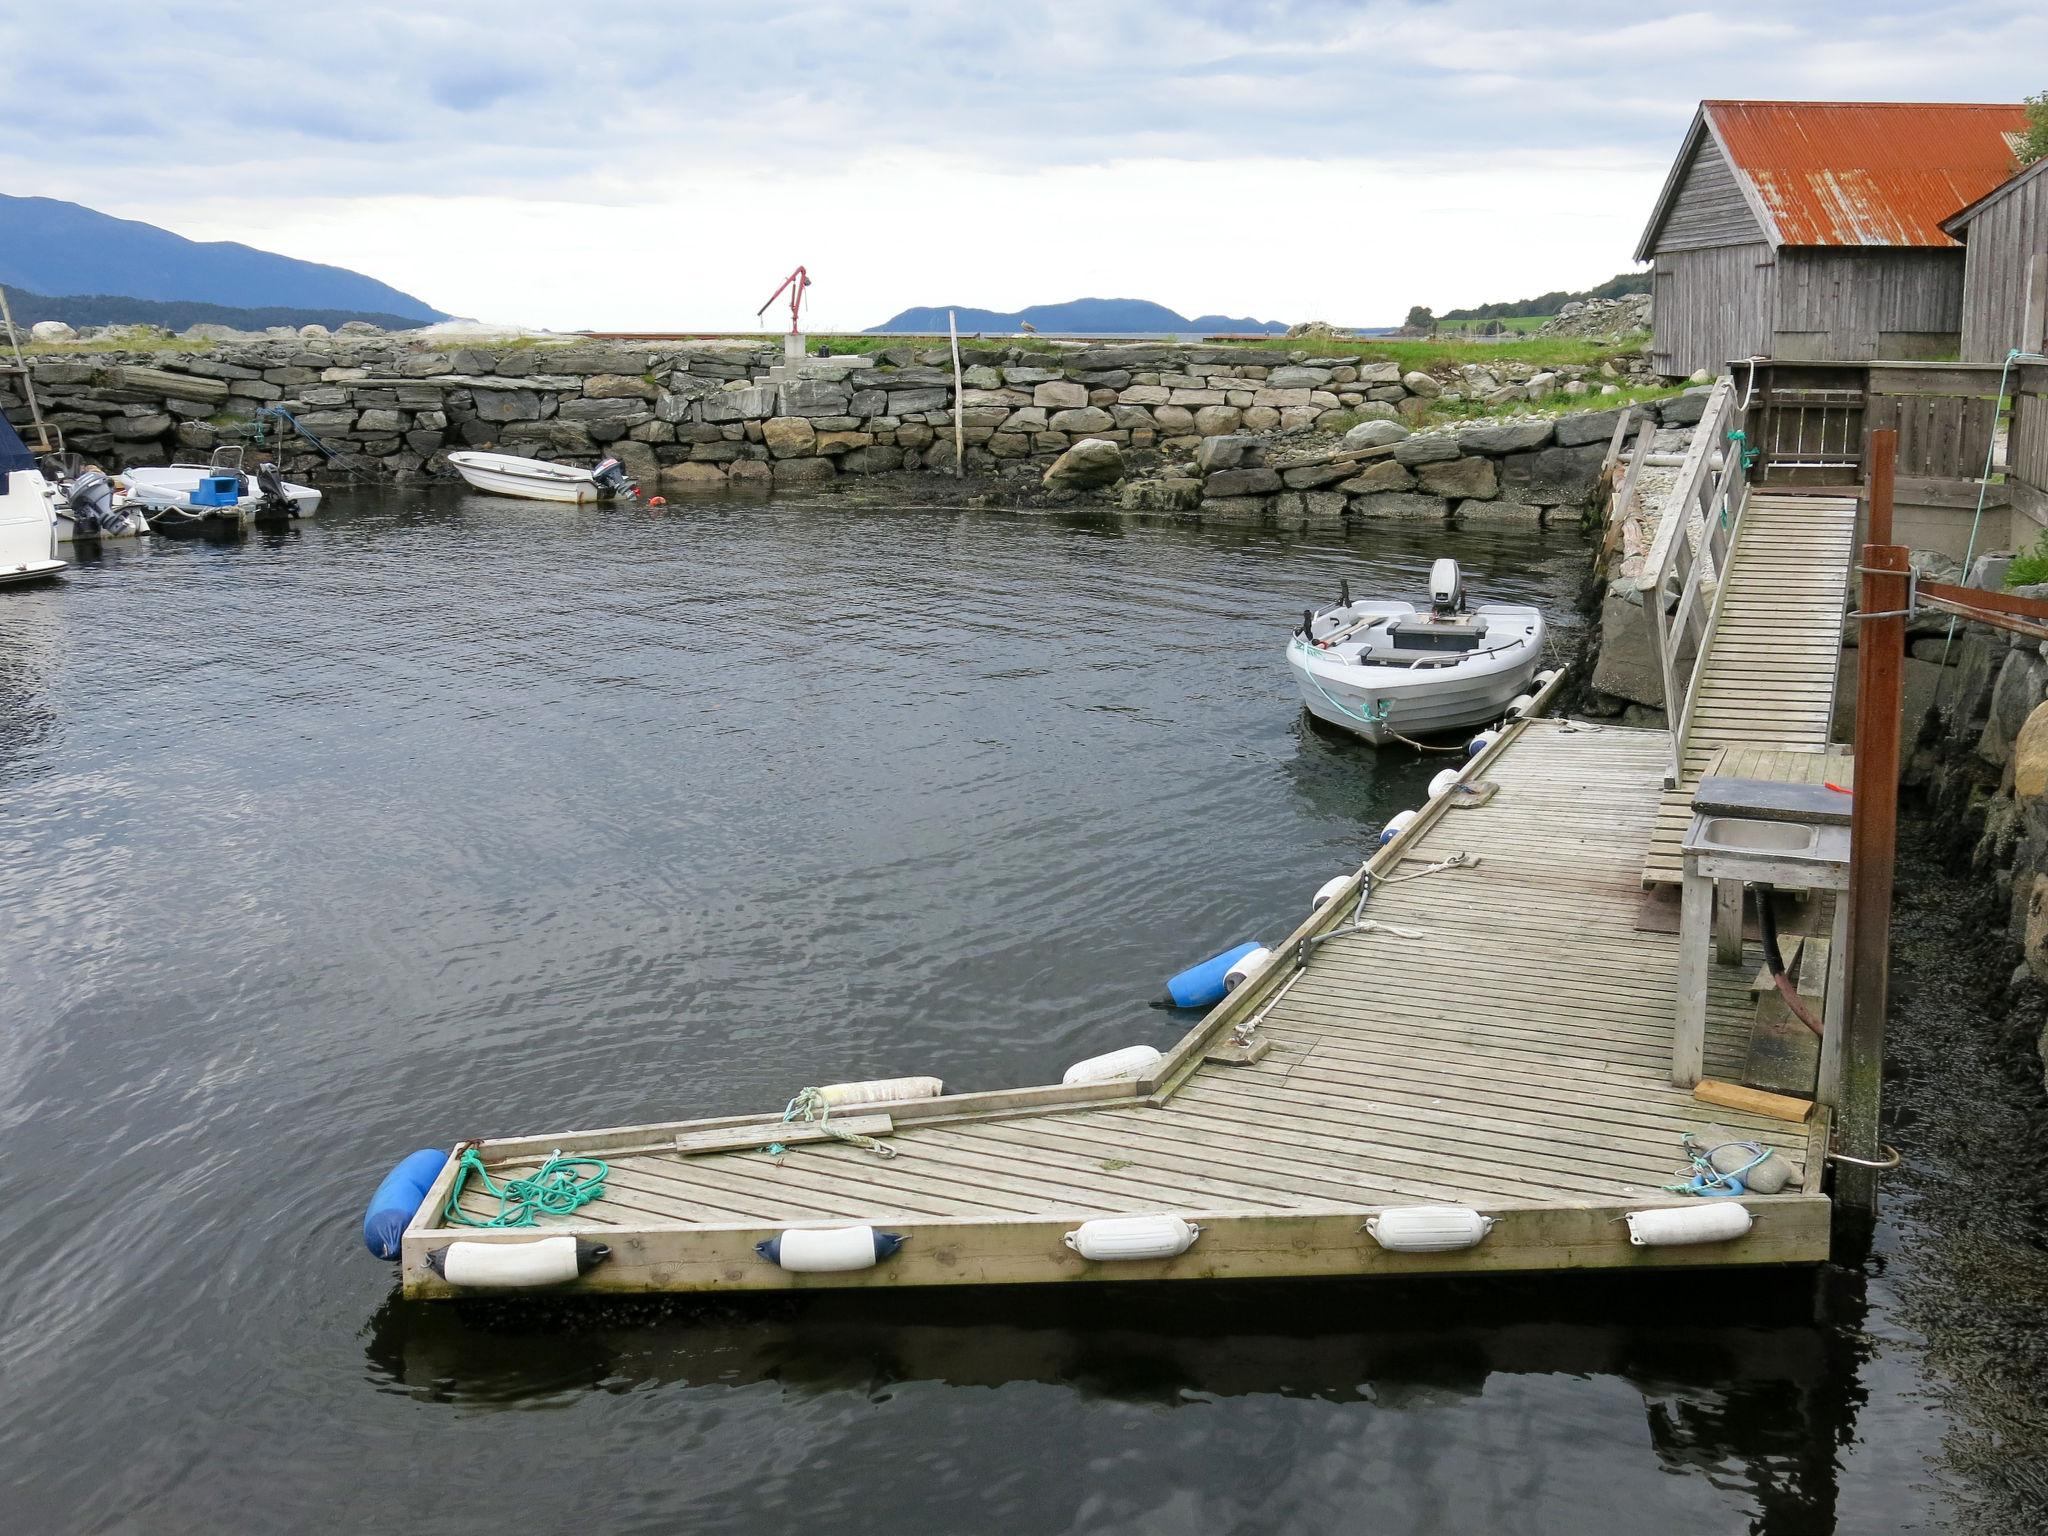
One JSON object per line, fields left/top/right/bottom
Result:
{"left": 590, "top": 456, "right": 638, "bottom": 501}
{"left": 251, "top": 461, "right": 298, "bottom": 525}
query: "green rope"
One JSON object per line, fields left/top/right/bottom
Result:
{"left": 764, "top": 1086, "right": 898, "bottom": 1159}
{"left": 441, "top": 1145, "right": 609, "bottom": 1227}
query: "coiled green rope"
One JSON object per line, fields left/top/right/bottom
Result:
{"left": 441, "top": 1145, "right": 609, "bottom": 1227}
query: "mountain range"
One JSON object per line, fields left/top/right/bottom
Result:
{"left": 866, "top": 298, "right": 1286, "bottom": 335}
{"left": 0, "top": 194, "right": 447, "bottom": 326}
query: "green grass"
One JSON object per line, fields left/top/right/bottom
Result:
{"left": 2007, "top": 529, "right": 2048, "bottom": 588}
{"left": 1415, "top": 381, "right": 1683, "bottom": 427}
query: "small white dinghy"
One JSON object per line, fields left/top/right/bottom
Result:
{"left": 1, "top": 417, "right": 65, "bottom": 584}
{"left": 446, "top": 451, "right": 639, "bottom": 504}
{"left": 1286, "top": 559, "right": 1546, "bottom": 745}
{"left": 120, "top": 447, "right": 322, "bottom": 519}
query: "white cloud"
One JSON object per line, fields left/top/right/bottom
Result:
{"left": 1, "top": 0, "right": 2043, "bottom": 327}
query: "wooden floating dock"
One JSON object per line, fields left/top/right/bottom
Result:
{"left": 402, "top": 700, "right": 1834, "bottom": 1298}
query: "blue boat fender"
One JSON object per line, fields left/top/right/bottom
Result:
{"left": 362, "top": 1148, "right": 449, "bottom": 1259}
{"left": 1155, "top": 941, "right": 1263, "bottom": 1010}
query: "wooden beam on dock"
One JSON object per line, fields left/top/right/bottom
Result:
{"left": 1838, "top": 430, "right": 1903, "bottom": 1215}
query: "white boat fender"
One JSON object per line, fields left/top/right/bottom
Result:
{"left": 1378, "top": 809, "right": 1418, "bottom": 846}
{"left": 1427, "top": 768, "right": 1462, "bottom": 798}
{"left": 1365, "top": 1205, "right": 1496, "bottom": 1252}
{"left": 1062, "top": 1044, "right": 1164, "bottom": 1086}
{"left": 814, "top": 1076, "right": 944, "bottom": 1109}
{"left": 424, "top": 1235, "right": 611, "bottom": 1288}
{"left": 1505, "top": 693, "right": 1537, "bottom": 719}
{"left": 1311, "top": 874, "right": 1352, "bottom": 911}
{"left": 1224, "top": 945, "right": 1273, "bottom": 991}
{"left": 757, "top": 1224, "right": 906, "bottom": 1272}
{"left": 1625, "top": 1203, "right": 1753, "bottom": 1247}
{"left": 1063, "top": 1215, "right": 1201, "bottom": 1262}
{"left": 1466, "top": 729, "right": 1499, "bottom": 760}
{"left": 1535, "top": 668, "right": 1561, "bottom": 688}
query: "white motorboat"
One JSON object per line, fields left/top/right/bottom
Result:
{"left": 39, "top": 453, "right": 150, "bottom": 545}
{"left": 446, "top": 450, "right": 639, "bottom": 504}
{"left": 1286, "top": 559, "right": 1547, "bottom": 745}
{"left": 120, "top": 446, "right": 322, "bottom": 519}
{"left": 1, "top": 417, "right": 65, "bottom": 584}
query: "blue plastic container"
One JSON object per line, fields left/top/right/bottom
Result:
{"left": 1161, "top": 940, "right": 1263, "bottom": 1010}
{"left": 362, "top": 1148, "right": 449, "bottom": 1259}
{"left": 190, "top": 475, "right": 241, "bottom": 508}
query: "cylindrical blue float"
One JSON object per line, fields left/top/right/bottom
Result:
{"left": 362, "top": 1148, "right": 449, "bottom": 1259}
{"left": 1162, "top": 941, "right": 1263, "bottom": 1010}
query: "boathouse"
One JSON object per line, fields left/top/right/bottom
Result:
{"left": 1942, "top": 153, "right": 2048, "bottom": 364}
{"left": 1636, "top": 100, "right": 2027, "bottom": 378}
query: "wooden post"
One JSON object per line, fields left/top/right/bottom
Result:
{"left": 948, "top": 309, "right": 965, "bottom": 480}
{"left": 0, "top": 284, "right": 52, "bottom": 452}
{"left": 1838, "top": 427, "right": 1903, "bottom": 1214}
{"left": 2024, "top": 254, "right": 2048, "bottom": 361}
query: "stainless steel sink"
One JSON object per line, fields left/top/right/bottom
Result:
{"left": 1694, "top": 817, "right": 1818, "bottom": 855}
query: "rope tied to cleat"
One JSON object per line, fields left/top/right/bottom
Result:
{"left": 441, "top": 1145, "right": 609, "bottom": 1227}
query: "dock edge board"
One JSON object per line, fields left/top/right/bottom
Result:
{"left": 400, "top": 1195, "right": 1833, "bottom": 1298}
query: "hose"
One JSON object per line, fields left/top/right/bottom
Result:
{"left": 1752, "top": 885, "right": 1824, "bottom": 1036}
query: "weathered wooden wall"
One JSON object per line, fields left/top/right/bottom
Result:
{"left": 1770, "top": 249, "right": 1965, "bottom": 362}
{"left": 1656, "top": 138, "right": 1766, "bottom": 251}
{"left": 2012, "top": 362, "right": 2048, "bottom": 530}
{"left": 1651, "top": 243, "right": 1775, "bottom": 377}
{"left": 1955, "top": 164, "right": 2048, "bottom": 364}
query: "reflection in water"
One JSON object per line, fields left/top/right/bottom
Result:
{"left": 363, "top": 1267, "right": 1871, "bottom": 1529}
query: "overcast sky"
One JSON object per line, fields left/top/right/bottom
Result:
{"left": 2, "top": 1, "right": 2043, "bottom": 330}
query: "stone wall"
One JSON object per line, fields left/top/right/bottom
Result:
{"left": 1178, "top": 392, "right": 1709, "bottom": 528}
{"left": 1, "top": 331, "right": 1650, "bottom": 496}
{"left": 1914, "top": 593, "right": 2048, "bottom": 1086}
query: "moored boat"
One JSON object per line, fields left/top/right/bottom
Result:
{"left": 121, "top": 446, "right": 322, "bottom": 519}
{"left": 445, "top": 450, "right": 639, "bottom": 504}
{"left": 1, "top": 417, "right": 65, "bottom": 584}
{"left": 1286, "top": 559, "right": 1546, "bottom": 745}
{"left": 39, "top": 453, "right": 150, "bottom": 544}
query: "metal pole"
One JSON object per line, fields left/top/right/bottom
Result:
{"left": 1838, "top": 428, "right": 1902, "bottom": 1215}
{"left": 0, "top": 285, "right": 52, "bottom": 451}
{"left": 948, "top": 310, "right": 964, "bottom": 480}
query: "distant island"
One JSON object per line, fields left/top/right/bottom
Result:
{"left": 0, "top": 193, "right": 447, "bottom": 326}
{"left": 865, "top": 297, "right": 1287, "bottom": 335}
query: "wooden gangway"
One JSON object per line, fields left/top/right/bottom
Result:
{"left": 1636, "top": 378, "right": 1859, "bottom": 885}
{"left": 401, "top": 704, "right": 1832, "bottom": 1298}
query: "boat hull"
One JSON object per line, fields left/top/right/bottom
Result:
{"left": 121, "top": 465, "right": 322, "bottom": 516}
{"left": 446, "top": 451, "right": 602, "bottom": 503}
{"left": 1287, "top": 630, "right": 1546, "bottom": 745}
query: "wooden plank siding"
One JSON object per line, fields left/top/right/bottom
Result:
{"left": 1951, "top": 158, "right": 2048, "bottom": 364}
{"left": 1770, "top": 249, "right": 1966, "bottom": 362}
{"left": 1658, "top": 136, "right": 1769, "bottom": 251}
{"left": 1652, "top": 243, "right": 1775, "bottom": 378}
{"left": 2013, "top": 363, "right": 2048, "bottom": 529}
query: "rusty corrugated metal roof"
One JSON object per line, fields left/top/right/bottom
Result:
{"left": 1705, "top": 100, "right": 2027, "bottom": 248}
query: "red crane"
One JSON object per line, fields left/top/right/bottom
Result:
{"left": 756, "top": 265, "right": 812, "bottom": 335}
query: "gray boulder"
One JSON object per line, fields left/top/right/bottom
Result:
{"left": 29, "top": 320, "right": 76, "bottom": 343}
{"left": 1400, "top": 371, "right": 1441, "bottom": 397}
{"left": 1343, "top": 420, "right": 1409, "bottom": 450}
{"left": 1392, "top": 434, "right": 1460, "bottom": 466}
{"left": 1194, "top": 435, "right": 1257, "bottom": 473}
{"left": 1043, "top": 437, "right": 1127, "bottom": 491}
{"left": 1457, "top": 420, "right": 1553, "bottom": 455}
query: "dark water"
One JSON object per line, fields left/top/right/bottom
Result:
{"left": 0, "top": 491, "right": 2041, "bottom": 1534}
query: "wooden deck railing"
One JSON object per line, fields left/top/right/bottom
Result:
{"left": 1636, "top": 376, "right": 1750, "bottom": 785}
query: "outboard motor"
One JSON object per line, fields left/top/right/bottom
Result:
{"left": 251, "top": 461, "right": 298, "bottom": 525}
{"left": 63, "top": 468, "right": 127, "bottom": 536}
{"left": 590, "top": 456, "right": 638, "bottom": 501}
{"left": 1428, "top": 557, "right": 1464, "bottom": 616}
